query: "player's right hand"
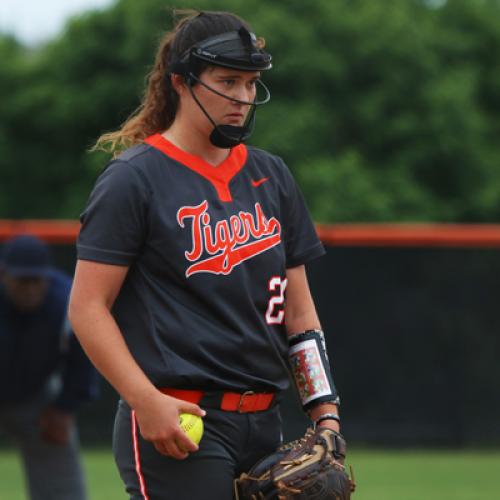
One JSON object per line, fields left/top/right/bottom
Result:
{"left": 39, "top": 406, "right": 74, "bottom": 445}
{"left": 133, "top": 390, "right": 206, "bottom": 460}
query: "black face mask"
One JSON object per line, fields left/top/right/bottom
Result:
{"left": 185, "top": 73, "right": 271, "bottom": 148}
{"left": 168, "top": 27, "right": 273, "bottom": 148}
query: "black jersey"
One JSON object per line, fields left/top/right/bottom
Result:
{"left": 77, "top": 134, "right": 324, "bottom": 393}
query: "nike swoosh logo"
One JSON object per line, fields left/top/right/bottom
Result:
{"left": 251, "top": 177, "right": 269, "bottom": 188}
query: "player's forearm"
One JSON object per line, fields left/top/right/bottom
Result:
{"left": 284, "top": 277, "right": 321, "bottom": 334}
{"left": 285, "top": 309, "right": 321, "bottom": 336}
{"left": 284, "top": 265, "right": 321, "bottom": 335}
{"left": 285, "top": 286, "right": 323, "bottom": 337}
{"left": 68, "top": 302, "right": 157, "bottom": 409}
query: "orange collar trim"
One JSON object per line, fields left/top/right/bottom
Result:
{"left": 144, "top": 133, "right": 248, "bottom": 202}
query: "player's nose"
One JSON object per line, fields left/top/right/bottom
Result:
{"left": 232, "top": 83, "right": 254, "bottom": 104}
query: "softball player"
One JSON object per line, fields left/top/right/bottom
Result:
{"left": 69, "top": 10, "right": 341, "bottom": 500}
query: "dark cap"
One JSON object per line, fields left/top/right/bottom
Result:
{"left": 2, "top": 235, "right": 51, "bottom": 278}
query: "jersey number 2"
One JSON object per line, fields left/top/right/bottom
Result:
{"left": 266, "top": 277, "right": 288, "bottom": 324}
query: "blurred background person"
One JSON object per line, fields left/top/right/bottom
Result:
{"left": 0, "top": 234, "right": 98, "bottom": 500}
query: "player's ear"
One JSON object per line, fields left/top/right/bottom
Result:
{"left": 170, "top": 73, "right": 188, "bottom": 95}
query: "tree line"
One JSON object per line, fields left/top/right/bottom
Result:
{"left": 1, "top": 0, "right": 500, "bottom": 222}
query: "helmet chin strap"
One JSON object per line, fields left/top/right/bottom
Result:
{"left": 186, "top": 74, "right": 269, "bottom": 149}
{"left": 209, "top": 116, "right": 256, "bottom": 149}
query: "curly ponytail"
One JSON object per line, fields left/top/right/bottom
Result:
{"left": 93, "top": 10, "right": 251, "bottom": 156}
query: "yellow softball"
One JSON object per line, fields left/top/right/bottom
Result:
{"left": 179, "top": 413, "right": 204, "bottom": 445}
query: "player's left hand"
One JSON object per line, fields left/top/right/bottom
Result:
{"left": 39, "top": 407, "right": 74, "bottom": 445}
{"left": 235, "top": 426, "right": 355, "bottom": 499}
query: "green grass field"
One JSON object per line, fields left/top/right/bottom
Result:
{"left": 1, "top": 447, "right": 499, "bottom": 499}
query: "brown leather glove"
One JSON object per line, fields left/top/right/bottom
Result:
{"left": 234, "top": 427, "right": 355, "bottom": 499}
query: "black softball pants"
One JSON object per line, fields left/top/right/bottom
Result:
{"left": 112, "top": 399, "right": 282, "bottom": 500}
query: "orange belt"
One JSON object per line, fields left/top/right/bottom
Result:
{"left": 160, "top": 388, "right": 275, "bottom": 413}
